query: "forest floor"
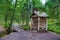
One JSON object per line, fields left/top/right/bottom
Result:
{"left": 0, "top": 29, "right": 60, "bottom": 40}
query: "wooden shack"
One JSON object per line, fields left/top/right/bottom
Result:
{"left": 31, "top": 8, "right": 48, "bottom": 31}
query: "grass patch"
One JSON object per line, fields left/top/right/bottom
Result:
{"left": 22, "top": 25, "right": 30, "bottom": 30}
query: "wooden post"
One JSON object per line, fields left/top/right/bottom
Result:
{"left": 38, "top": 17, "right": 40, "bottom": 31}
{"left": 31, "top": 18, "right": 33, "bottom": 29}
{"left": 46, "top": 18, "right": 48, "bottom": 30}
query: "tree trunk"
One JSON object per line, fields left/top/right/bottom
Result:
{"left": 5, "top": 11, "right": 8, "bottom": 28}
{"left": 7, "top": 0, "right": 17, "bottom": 33}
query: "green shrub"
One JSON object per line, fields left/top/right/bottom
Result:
{"left": 48, "top": 19, "right": 60, "bottom": 34}
{"left": 48, "top": 26, "right": 54, "bottom": 32}
{"left": 22, "top": 25, "right": 30, "bottom": 30}
{"left": 48, "top": 24, "right": 54, "bottom": 31}
{"left": 55, "top": 29, "right": 60, "bottom": 34}
{"left": 48, "top": 24, "right": 60, "bottom": 34}
{"left": 48, "top": 19, "right": 55, "bottom": 24}
{"left": 55, "top": 21, "right": 60, "bottom": 26}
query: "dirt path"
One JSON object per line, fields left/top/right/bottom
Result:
{"left": 0, "top": 29, "right": 60, "bottom": 40}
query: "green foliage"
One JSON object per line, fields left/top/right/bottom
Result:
{"left": 48, "top": 19, "right": 60, "bottom": 34}
{"left": 32, "top": 0, "right": 42, "bottom": 8}
{"left": 46, "top": 0, "right": 60, "bottom": 19}
{"left": 22, "top": 25, "right": 30, "bottom": 30}
{"left": 55, "top": 21, "right": 60, "bottom": 26}
{"left": 4, "top": 21, "right": 11, "bottom": 29}
{"left": 48, "top": 25, "right": 60, "bottom": 34}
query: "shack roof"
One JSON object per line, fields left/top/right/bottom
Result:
{"left": 31, "top": 11, "right": 48, "bottom": 18}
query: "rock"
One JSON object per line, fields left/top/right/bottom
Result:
{"left": 0, "top": 25, "right": 6, "bottom": 32}
{"left": 11, "top": 24, "right": 21, "bottom": 32}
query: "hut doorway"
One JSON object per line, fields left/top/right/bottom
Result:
{"left": 40, "top": 17, "right": 46, "bottom": 30}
